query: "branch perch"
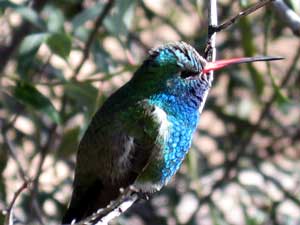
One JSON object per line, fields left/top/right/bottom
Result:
{"left": 2, "top": 180, "right": 30, "bottom": 225}
{"left": 272, "top": 0, "right": 300, "bottom": 36}
{"left": 210, "top": 0, "right": 275, "bottom": 34}
{"left": 65, "top": 188, "right": 139, "bottom": 225}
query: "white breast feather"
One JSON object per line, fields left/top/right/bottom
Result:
{"left": 152, "top": 106, "right": 171, "bottom": 140}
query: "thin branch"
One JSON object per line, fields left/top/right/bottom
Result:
{"left": 72, "top": 0, "right": 115, "bottom": 80}
{"left": 272, "top": 0, "right": 300, "bottom": 36}
{"left": 70, "top": 188, "right": 139, "bottom": 225}
{"left": 201, "top": 0, "right": 218, "bottom": 113}
{"left": 254, "top": 165, "right": 300, "bottom": 206}
{"left": 198, "top": 42, "right": 300, "bottom": 211}
{"left": 1, "top": 116, "right": 28, "bottom": 182}
{"left": 28, "top": 124, "right": 57, "bottom": 225}
{"left": 211, "top": 41, "right": 300, "bottom": 195}
{"left": 211, "top": 0, "right": 275, "bottom": 33}
{"left": 207, "top": 0, "right": 218, "bottom": 63}
{"left": 3, "top": 180, "right": 30, "bottom": 225}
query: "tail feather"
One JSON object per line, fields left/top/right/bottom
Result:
{"left": 62, "top": 179, "right": 120, "bottom": 224}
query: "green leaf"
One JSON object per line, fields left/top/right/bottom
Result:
{"left": 239, "top": 0, "right": 251, "bottom": 8}
{"left": 241, "top": 201, "right": 263, "bottom": 225}
{"left": 210, "top": 205, "right": 226, "bottom": 225}
{"left": 186, "top": 147, "right": 199, "bottom": 181}
{"left": 45, "top": 5, "right": 65, "bottom": 33}
{"left": 290, "top": 0, "right": 300, "bottom": 14}
{"left": 104, "top": 0, "right": 136, "bottom": 37}
{"left": 262, "top": 7, "right": 290, "bottom": 108}
{"left": 92, "top": 41, "right": 114, "bottom": 73}
{"left": 18, "top": 33, "right": 49, "bottom": 76}
{"left": 269, "top": 72, "right": 289, "bottom": 105}
{"left": 19, "top": 33, "right": 49, "bottom": 56}
{"left": 239, "top": 17, "right": 265, "bottom": 96}
{"left": 46, "top": 33, "right": 72, "bottom": 59}
{"left": 14, "top": 82, "right": 61, "bottom": 124}
{"left": 57, "top": 126, "right": 80, "bottom": 158}
{"left": 72, "top": 2, "right": 104, "bottom": 30}
{"left": 247, "top": 64, "right": 264, "bottom": 96}
{"left": 64, "top": 82, "right": 98, "bottom": 117}
{"left": 0, "top": 1, "right": 45, "bottom": 29}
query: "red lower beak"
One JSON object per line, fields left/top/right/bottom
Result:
{"left": 202, "top": 56, "right": 284, "bottom": 74}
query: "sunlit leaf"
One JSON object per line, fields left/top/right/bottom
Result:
{"left": 19, "top": 33, "right": 49, "bottom": 56}
{"left": 72, "top": 2, "right": 104, "bottom": 30}
{"left": 0, "top": 1, "right": 45, "bottom": 29}
{"left": 239, "top": 0, "right": 251, "bottom": 8}
{"left": 289, "top": 0, "right": 300, "bottom": 15}
{"left": 45, "top": 5, "right": 65, "bottom": 33}
{"left": 14, "top": 82, "right": 61, "bottom": 124}
{"left": 104, "top": 0, "right": 136, "bottom": 37}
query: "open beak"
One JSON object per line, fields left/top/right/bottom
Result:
{"left": 202, "top": 56, "right": 284, "bottom": 74}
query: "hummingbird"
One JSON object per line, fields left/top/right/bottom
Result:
{"left": 62, "top": 41, "right": 282, "bottom": 223}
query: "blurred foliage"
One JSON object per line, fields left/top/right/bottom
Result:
{"left": 0, "top": 0, "right": 300, "bottom": 225}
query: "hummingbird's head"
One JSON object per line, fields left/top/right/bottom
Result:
{"left": 135, "top": 41, "right": 283, "bottom": 110}
{"left": 145, "top": 41, "right": 283, "bottom": 85}
{"left": 146, "top": 41, "right": 210, "bottom": 86}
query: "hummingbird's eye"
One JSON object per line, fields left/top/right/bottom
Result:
{"left": 180, "top": 70, "right": 199, "bottom": 79}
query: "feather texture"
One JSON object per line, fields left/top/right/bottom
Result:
{"left": 62, "top": 42, "right": 211, "bottom": 223}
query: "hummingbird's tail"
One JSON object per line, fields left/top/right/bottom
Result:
{"left": 61, "top": 179, "right": 121, "bottom": 224}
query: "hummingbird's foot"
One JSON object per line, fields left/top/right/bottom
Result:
{"left": 128, "top": 185, "right": 149, "bottom": 200}
{"left": 136, "top": 192, "right": 150, "bottom": 200}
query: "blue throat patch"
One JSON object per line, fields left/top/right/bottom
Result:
{"left": 148, "top": 78, "right": 208, "bottom": 183}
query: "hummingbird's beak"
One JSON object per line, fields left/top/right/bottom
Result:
{"left": 202, "top": 56, "right": 284, "bottom": 74}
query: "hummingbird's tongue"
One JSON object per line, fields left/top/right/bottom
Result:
{"left": 202, "top": 56, "right": 284, "bottom": 74}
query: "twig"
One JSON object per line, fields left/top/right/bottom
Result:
{"left": 210, "top": 0, "right": 275, "bottom": 34}
{"left": 254, "top": 164, "right": 300, "bottom": 206}
{"left": 28, "top": 124, "right": 58, "bottom": 225}
{"left": 71, "top": 188, "right": 139, "bottom": 225}
{"left": 272, "top": 0, "right": 300, "bottom": 36}
{"left": 1, "top": 115, "right": 28, "bottom": 182}
{"left": 209, "top": 41, "right": 300, "bottom": 197}
{"left": 207, "top": 0, "right": 218, "bottom": 63}
{"left": 201, "top": 0, "right": 218, "bottom": 113}
{"left": 72, "top": 0, "right": 115, "bottom": 80}
{"left": 3, "top": 180, "right": 30, "bottom": 225}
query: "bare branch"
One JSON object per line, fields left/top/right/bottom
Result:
{"left": 72, "top": 0, "right": 115, "bottom": 80}
{"left": 28, "top": 124, "right": 58, "bottom": 225}
{"left": 1, "top": 115, "right": 28, "bottom": 182}
{"left": 272, "top": 0, "right": 300, "bottom": 36}
{"left": 2, "top": 180, "right": 30, "bottom": 225}
{"left": 211, "top": 0, "right": 275, "bottom": 34}
{"left": 207, "top": 0, "right": 218, "bottom": 63}
{"left": 206, "top": 41, "right": 300, "bottom": 199}
{"left": 66, "top": 188, "right": 139, "bottom": 225}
